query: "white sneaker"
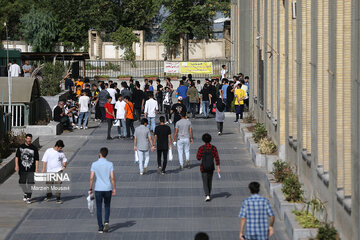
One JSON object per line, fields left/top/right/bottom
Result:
{"left": 75, "top": 125, "right": 80, "bottom": 129}
{"left": 205, "top": 196, "right": 211, "bottom": 202}
{"left": 26, "top": 198, "right": 32, "bottom": 204}
{"left": 80, "top": 126, "right": 83, "bottom": 129}
{"left": 218, "top": 132, "right": 221, "bottom": 135}
{"left": 169, "top": 119, "right": 172, "bottom": 123}
{"left": 84, "top": 126, "right": 88, "bottom": 130}
{"left": 23, "top": 195, "right": 27, "bottom": 202}
{"left": 165, "top": 121, "right": 169, "bottom": 125}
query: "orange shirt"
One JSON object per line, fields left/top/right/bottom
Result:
{"left": 124, "top": 102, "right": 134, "bottom": 119}
{"left": 75, "top": 81, "right": 84, "bottom": 89}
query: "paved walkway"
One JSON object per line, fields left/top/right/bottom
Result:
{"left": 2, "top": 115, "right": 287, "bottom": 240}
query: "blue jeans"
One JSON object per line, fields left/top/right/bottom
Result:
{"left": 95, "top": 191, "right": 112, "bottom": 230}
{"left": 202, "top": 101, "right": 210, "bottom": 117}
{"left": 117, "top": 119, "right": 126, "bottom": 137}
{"left": 137, "top": 150, "right": 150, "bottom": 173}
{"left": 78, "top": 112, "right": 89, "bottom": 127}
{"left": 147, "top": 117, "right": 156, "bottom": 132}
{"left": 177, "top": 138, "right": 190, "bottom": 166}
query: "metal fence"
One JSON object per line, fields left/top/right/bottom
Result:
{"left": 80, "top": 60, "right": 233, "bottom": 80}
{"left": 0, "top": 104, "right": 29, "bottom": 127}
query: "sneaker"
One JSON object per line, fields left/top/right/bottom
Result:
{"left": 98, "top": 229, "right": 103, "bottom": 233}
{"left": 106, "top": 137, "right": 113, "bottom": 140}
{"left": 157, "top": 167, "right": 162, "bottom": 174}
{"left": 161, "top": 171, "right": 166, "bottom": 175}
{"left": 103, "top": 222, "right": 109, "bottom": 232}
{"left": 130, "top": 136, "right": 134, "bottom": 140}
{"left": 218, "top": 132, "right": 221, "bottom": 135}
{"left": 23, "top": 194, "right": 27, "bottom": 202}
{"left": 75, "top": 125, "right": 80, "bottom": 129}
{"left": 56, "top": 199, "right": 63, "bottom": 204}
{"left": 165, "top": 121, "right": 169, "bottom": 125}
{"left": 84, "top": 126, "right": 88, "bottom": 130}
{"left": 144, "top": 167, "right": 148, "bottom": 174}
{"left": 43, "top": 197, "right": 50, "bottom": 202}
{"left": 234, "top": 120, "right": 238, "bottom": 123}
{"left": 186, "top": 160, "right": 190, "bottom": 168}
{"left": 205, "top": 196, "right": 211, "bottom": 202}
{"left": 26, "top": 198, "right": 32, "bottom": 204}
{"left": 80, "top": 126, "right": 83, "bottom": 129}
{"left": 179, "top": 165, "right": 184, "bottom": 171}
{"left": 140, "top": 172, "right": 143, "bottom": 175}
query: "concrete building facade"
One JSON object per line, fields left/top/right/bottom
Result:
{"left": 231, "top": 1, "right": 360, "bottom": 239}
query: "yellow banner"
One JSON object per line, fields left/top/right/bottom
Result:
{"left": 180, "top": 62, "right": 213, "bottom": 74}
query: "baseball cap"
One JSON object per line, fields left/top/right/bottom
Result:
{"left": 178, "top": 96, "right": 183, "bottom": 101}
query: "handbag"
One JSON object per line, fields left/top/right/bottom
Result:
{"left": 168, "top": 148, "right": 173, "bottom": 161}
{"left": 113, "top": 119, "right": 120, "bottom": 127}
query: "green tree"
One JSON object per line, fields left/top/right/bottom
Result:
{"left": 111, "top": 26, "right": 139, "bottom": 63}
{"left": 160, "top": 0, "right": 230, "bottom": 60}
{"left": 20, "top": 7, "right": 58, "bottom": 52}
{"left": 41, "top": 62, "right": 65, "bottom": 96}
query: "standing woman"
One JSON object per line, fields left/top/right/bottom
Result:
{"left": 196, "top": 133, "right": 221, "bottom": 202}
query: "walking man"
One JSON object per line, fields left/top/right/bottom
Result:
{"left": 239, "top": 182, "right": 275, "bottom": 240}
{"left": 163, "top": 87, "right": 173, "bottom": 124}
{"left": 41, "top": 140, "right": 67, "bottom": 204}
{"left": 134, "top": 118, "right": 155, "bottom": 175}
{"left": 89, "top": 147, "right": 116, "bottom": 233}
{"left": 104, "top": 96, "right": 115, "bottom": 140}
{"left": 187, "top": 82, "right": 199, "bottom": 118}
{"left": 77, "top": 90, "right": 90, "bottom": 129}
{"left": 196, "top": 133, "right": 220, "bottom": 202}
{"left": 124, "top": 96, "right": 135, "bottom": 139}
{"left": 154, "top": 116, "right": 172, "bottom": 175}
{"left": 144, "top": 93, "right": 158, "bottom": 132}
{"left": 173, "top": 111, "right": 193, "bottom": 170}
{"left": 170, "top": 96, "right": 187, "bottom": 128}
{"left": 98, "top": 88, "right": 110, "bottom": 121}
{"left": 114, "top": 94, "right": 127, "bottom": 138}
{"left": 15, "top": 134, "right": 39, "bottom": 204}
{"left": 201, "top": 80, "right": 212, "bottom": 118}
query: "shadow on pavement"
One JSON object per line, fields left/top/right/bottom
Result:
{"left": 211, "top": 192, "right": 232, "bottom": 199}
{"left": 109, "top": 220, "right": 136, "bottom": 232}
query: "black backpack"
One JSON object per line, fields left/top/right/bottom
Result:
{"left": 202, "top": 145, "right": 215, "bottom": 172}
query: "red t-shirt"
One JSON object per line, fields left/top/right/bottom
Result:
{"left": 104, "top": 103, "right": 115, "bottom": 119}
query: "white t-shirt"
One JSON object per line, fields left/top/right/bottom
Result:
{"left": 115, "top": 100, "right": 126, "bottom": 119}
{"left": 221, "top": 68, "right": 228, "bottom": 79}
{"left": 79, "top": 95, "right": 90, "bottom": 112}
{"left": 144, "top": 98, "right": 158, "bottom": 118}
{"left": 106, "top": 88, "right": 117, "bottom": 104}
{"left": 10, "top": 64, "right": 21, "bottom": 77}
{"left": 241, "top": 85, "right": 249, "bottom": 99}
{"left": 42, "top": 148, "right": 68, "bottom": 173}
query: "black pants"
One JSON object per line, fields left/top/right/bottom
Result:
{"left": 235, "top": 105, "right": 244, "bottom": 120}
{"left": 157, "top": 97, "right": 163, "bottom": 112}
{"left": 134, "top": 108, "right": 141, "bottom": 121}
{"left": 157, "top": 149, "right": 168, "bottom": 172}
{"left": 19, "top": 172, "right": 34, "bottom": 198}
{"left": 100, "top": 107, "right": 106, "bottom": 121}
{"left": 244, "top": 98, "right": 249, "bottom": 110}
{"left": 226, "top": 97, "right": 233, "bottom": 112}
{"left": 217, "top": 122, "right": 223, "bottom": 133}
{"left": 126, "top": 118, "right": 135, "bottom": 137}
{"left": 201, "top": 171, "right": 214, "bottom": 196}
{"left": 190, "top": 103, "right": 197, "bottom": 118}
{"left": 107, "top": 118, "right": 113, "bottom": 138}
{"left": 164, "top": 105, "right": 171, "bottom": 122}
{"left": 95, "top": 102, "right": 101, "bottom": 119}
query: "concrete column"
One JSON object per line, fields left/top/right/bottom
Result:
{"left": 351, "top": 0, "right": 360, "bottom": 238}
{"left": 284, "top": 0, "right": 290, "bottom": 160}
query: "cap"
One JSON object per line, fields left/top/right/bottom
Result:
{"left": 178, "top": 96, "right": 183, "bottom": 101}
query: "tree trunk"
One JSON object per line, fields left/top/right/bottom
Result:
{"left": 183, "top": 33, "right": 189, "bottom": 61}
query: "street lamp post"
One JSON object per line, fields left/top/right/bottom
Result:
{"left": 4, "top": 22, "right": 12, "bottom": 115}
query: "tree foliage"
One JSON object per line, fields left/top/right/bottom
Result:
{"left": 111, "top": 26, "right": 139, "bottom": 63}
{"left": 20, "top": 7, "right": 59, "bottom": 52}
{"left": 41, "top": 62, "right": 65, "bottom": 96}
{"left": 160, "top": 0, "right": 230, "bottom": 56}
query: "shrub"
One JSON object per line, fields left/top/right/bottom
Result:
{"left": 144, "top": 74, "right": 159, "bottom": 78}
{"left": 0, "top": 132, "right": 11, "bottom": 159}
{"left": 316, "top": 223, "right": 338, "bottom": 240}
{"left": 282, "top": 173, "right": 304, "bottom": 202}
{"left": 272, "top": 160, "right": 292, "bottom": 183}
{"left": 8, "top": 131, "right": 26, "bottom": 149}
{"left": 41, "top": 62, "right": 65, "bottom": 96}
{"left": 258, "top": 137, "right": 277, "bottom": 154}
{"left": 293, "top": 210, "right": 322, "bottom": 228}
{"left": 94, "top": 75, "right": 110, "bottom": 78}
{"left": 104, "top": 62, "right": 121, "bottom": 71}
{"left": 117, "top": 75, "right": 132, "bottom": 78}
{"left": 253, "top": 123, "right": 267, "bottom": 143}
{"left": 243, "top": 113, "right": 256, "bottom": 123}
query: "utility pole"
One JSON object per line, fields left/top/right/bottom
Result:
{"left": 4, "top": 22, "right": 12, "bottom": 115}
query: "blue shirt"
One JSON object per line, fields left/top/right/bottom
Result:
{"left": 149, "top": 85, "right": 154, "bottom": 92}
{"left": 91, "top": 158, "right": 114, "bottom": 191}
{"left": 177, "top": 85, "right": 188, "bottom": 99}
{"left": 221, "top": 84, "right": 229, "bottom": 99}
{"left": 239, "top": 194, "right": 274, "bottom": 240}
